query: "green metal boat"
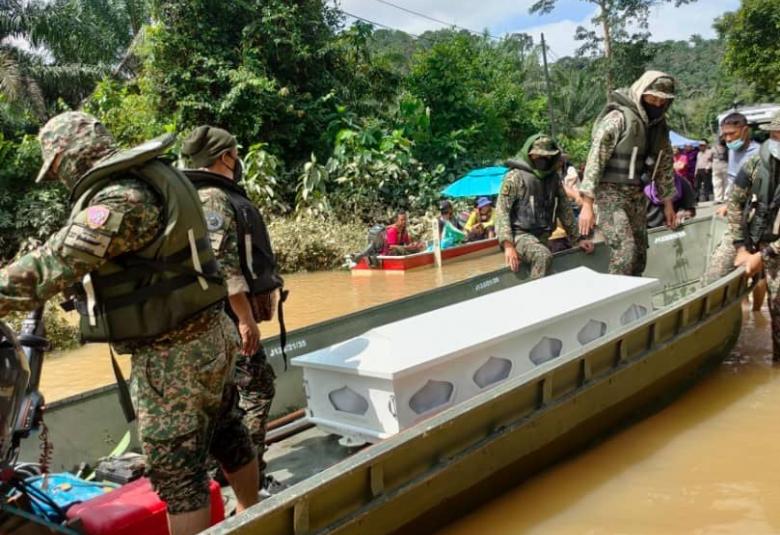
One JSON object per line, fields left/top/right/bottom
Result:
{"left": 19, "top": 214, "right": 747, "bottom": 534}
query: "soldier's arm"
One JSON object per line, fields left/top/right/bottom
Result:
{"left": 495, "top": 173, "right": 517, "bottom": 247}
{"left": 579, "top": 111, "right": 624, "bottom": 198}
{"left": 199, "top": 187, "right": 248, "bottom": 296}
{"left": 728, "top": 157, "right": 759, "bottom": 248}
{"left": 0, "top": 179, "right": 161, "bottom": 316}
{"left": 556, "top": 183, "right": 579, "bottom": 240}
{"left": 653, "top": 134, "right": 676, "bottom": 200}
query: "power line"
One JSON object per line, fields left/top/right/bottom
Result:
{"left": 368, "top": 0, "right": 502, "bottom": 41}
{"left": 339, "top": 8, "right": 425, "bottom": 40}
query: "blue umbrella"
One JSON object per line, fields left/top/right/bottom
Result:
{"left": 669, "top": 130, "right": 700, "bottom": 148}
{"left": 441, "top": 166, "right": 508, "bottom": 198}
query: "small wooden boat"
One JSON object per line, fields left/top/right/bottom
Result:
{"left": 18, "top": 215, "right": 745, "bottom": 535}
{"left": 350, "top": 237, "right": 499, "bottom": 272}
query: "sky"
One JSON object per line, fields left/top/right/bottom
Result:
{"left": 335, "top": 0, "right": 741, "bottom": 58}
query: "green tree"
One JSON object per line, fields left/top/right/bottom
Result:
{"left": 716, "top": 0, "right": 780, "bottom": 98}
{"left": 530, "top": 0, "right": 696, "bottom": 93}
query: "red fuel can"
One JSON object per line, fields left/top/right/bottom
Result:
{"left": 67, "top": 477, "right": 225, "bottom": 534}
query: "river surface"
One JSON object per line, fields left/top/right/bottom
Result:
{"left": 438, "top": 302, "right": 780, "bottom": 535}
{"left": 39, "top": 251, "right": 506, "bottom": 402}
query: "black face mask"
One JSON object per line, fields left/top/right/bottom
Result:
{"left": 224, "top": 154, "right": 244, "bottom": 182}
{"left": 533, "top": 158, "right": 553, "bottom": 172}
{"left": 643, "top": 102, "right": 666, "bottom": 121}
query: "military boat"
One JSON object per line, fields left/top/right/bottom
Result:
{"left": 16, "top": 214, "right": 746, "bottom": 534}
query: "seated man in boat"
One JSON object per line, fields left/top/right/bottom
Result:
{"left": 722, "top": 111, "right": 780, "bottom": 358}
{"left": 645, "top": 172, "right": 696, "bottom": 228}
{"left": 464, "top": 197, "right": 496, "bottom": 241}
{"left": 383, "top": 210, "right": 424, "bottom": 256}
{"left": 496, "top": 134, "right": 594, "bottom": 279}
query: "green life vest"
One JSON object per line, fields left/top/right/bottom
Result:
{"left": 744, "top": 142, "right": 780, "bottom": 250}
{"left": 505, "top": 160, "right": 559, "bottom": 235}
{"left": 595, "top": 91, "right": 667, "bottom": 186}
{"left": 68, "top": 135, "right": 227, "bottom": 342}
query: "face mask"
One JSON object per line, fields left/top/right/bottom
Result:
{"left": 233, "top": 158, "right": 244, "bottom": 182}
{"left": 769, "top": 139, "right": 780, "bottom": 160}
{"left": 533, "top": 158, "right": 552, "bottom": 172}
{"left": 726, "top": 139, "right": 744, "bottom": 151}
{"left": 642, "top": 103, "right": 665, "bottom": 121}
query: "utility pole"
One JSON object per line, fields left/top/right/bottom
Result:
{"left": 541, "top": 32, "right": 555, "bottom": 138}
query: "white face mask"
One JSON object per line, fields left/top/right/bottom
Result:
{"left": 770, "top": 139, "right": 780, "bottom": 161}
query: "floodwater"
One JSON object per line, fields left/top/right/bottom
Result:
{"left": 438, "top": 302, "right": 780, "bottom": 535}
{"left": 39, "top": 251, "right": 505, "bottom": 402}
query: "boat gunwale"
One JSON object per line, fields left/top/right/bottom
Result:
{"left": 206, "top": 265, "right": 746, "bottom": 534}
{"left": 351, "top": 237, "right": 499, "bottom": 271}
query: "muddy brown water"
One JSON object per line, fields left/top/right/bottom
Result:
{"left": 437, "top": 302, "right": 780, "bottom": 535}
{"left": 40, "top": 252, "right": 506, "bottom": 402}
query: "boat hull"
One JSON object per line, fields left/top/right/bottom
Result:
{"left": 351, "top": 238, "right": 498, "bottom": 272}
{"left": 206, "top": 269, "right": 746, "bottom": 535}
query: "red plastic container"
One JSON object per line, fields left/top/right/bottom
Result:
{"left": 66, "top": 477, "right": 224, "bottom": 535}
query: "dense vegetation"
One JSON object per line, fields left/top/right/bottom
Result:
{"left": 0, "top": 0, "right": 772, "bottom": 274}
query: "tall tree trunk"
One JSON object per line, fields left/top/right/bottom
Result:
{"left": 599, "top": 0, "right": 613, "bottom": 95}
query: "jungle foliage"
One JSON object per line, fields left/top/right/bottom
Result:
{"left": 0, "top": 0, "right": 767, "bottom": 271}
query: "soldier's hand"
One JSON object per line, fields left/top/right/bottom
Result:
{"left": 504, "top": 244, "right": 520, "bottom": 272}
{"left": 238, "top": 319, "right": 261, "bottom": 356}
{"left": 578, "top": 239, "right": 594, "bottom": 254}
{"left": 578, "top": 202, "right": 595, "bottom": 237}
{"left": 663, "top": 199, "right": 678, "bottom": 230}
{"left": 735, "top": 250, "right": 763, "bottom": 277}
{"left": 716, "top": 205, "right": 728, "bottom": 218}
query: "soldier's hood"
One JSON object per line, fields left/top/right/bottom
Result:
{"left": 615, "top": 70, "right": 674, "bottom": 125}
{"left": 506, "top": 134, "right": 561, "bottom": 179}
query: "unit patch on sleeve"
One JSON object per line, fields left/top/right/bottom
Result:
{"left": 63, "top": 224, "right": 113, "bottom": 258}
{"left": 86, "top": 205, "right": 111, "bottom": 229}
{"left": 205, "top": 211, "right": 224, "bottom": 231}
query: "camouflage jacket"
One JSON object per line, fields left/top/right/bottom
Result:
{"left": 0, "top": 178, "right": 161, "bottom": 316}
{"left": 198, "top": 186, "right": 247, "bottom": 296}
{"left": 580, "top": 110, "right": 675, "bottom": 200}
{"left": 726, "top": 153, "right": 780, "bottom": 255}
{"left": 495, "top": 169, "right": 579, "bottom": 245}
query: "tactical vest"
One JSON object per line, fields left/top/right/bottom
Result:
{"left": 505, "top": 160, "right": 559, "bottom": 235}
{"left": 186, "top": 171, "right": 283, "bottom": 295}
{"left": 744, "top": 142, "right": 780, "bottom": 249}
{"left": 595, "top": 92, "right": 653, "bottom": 186}
{"left": 67, "top": 135, "right": 226, "bottom": 342}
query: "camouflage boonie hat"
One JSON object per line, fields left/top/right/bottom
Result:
{"left": 36, "top": 111, "right": 116, "bottom": 185}
{"left": 528, "top": 136, "right": 561, "bottom": 157}
{"left": 643, "top": 76, "right": 676, "bottom": 100}
{"left": 759, "top": 110, "right": 780, "bottom": 132}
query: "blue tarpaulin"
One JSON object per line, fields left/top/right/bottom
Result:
{"left": 670, "top": 131, "right": 700, "bottom": 148}
{"left": 441, "top": 166, "right": 508, "bottom": 198}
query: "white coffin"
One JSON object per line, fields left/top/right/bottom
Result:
{"left": 292, "top": 267, "right": 660, "bottom": 443}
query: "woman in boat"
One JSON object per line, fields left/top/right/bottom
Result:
{"left": 645, "top": 172, "right": 696, "bottom": 228}
{"left": 464, "top": 197, "right": 496, "bottom": 241}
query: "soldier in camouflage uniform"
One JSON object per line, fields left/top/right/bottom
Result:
{"left": 722, "top": 112, "right": 780, "bottom": 358}
{"left": 495, "top": 134, "right": 594, "bottom": 279}
{"left": 181, "top": 126, "right": 284, "bottom": 495}
{"left": 579, "top": 71, "right": 678, "bottom": 276}
{"left": 0, "top": 112, "right": 258, "bottom": 535}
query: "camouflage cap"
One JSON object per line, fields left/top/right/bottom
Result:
{"left": 528, "top": 135, "right": 561, "bottom": 157}
{"left": 36, "top": 111, "right": 116, "bottom": 187}
{"left": 643, "top": 76, "right": 676, "bottom": 100}
{"left": 759, "top": 110, "right": 780, "bottom": 132}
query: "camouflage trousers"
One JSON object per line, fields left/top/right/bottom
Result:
{"left": 235, "top": 347, "right": 276, "bottom": 476}
{"left": 596, "top": 184, "right": 648, "bottom": 276}
{"left": 702, "top": 230, "right": 736, "bottom": 284}
{"left": 512, "top": 232, "right": 552, "bottom": 279}
{"left": 131, "top": 309, "right": 255, "bottom": 514}
{"left": 764, "top": 257, "right": 780, "bottom": 360}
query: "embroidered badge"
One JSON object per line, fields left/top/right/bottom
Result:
{"left": 501, "top": 182, "right": 513, "bottom": 196}
{"left": 86, "top": 205, "right": 111, "bottom": 229}
{"left": 205, "top": 211, "right": 224, "bottom": 231}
